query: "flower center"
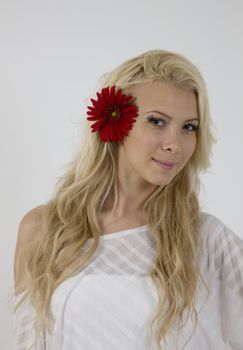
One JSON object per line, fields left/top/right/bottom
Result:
{"left": 111, "top": 110, "right": 118, "bottom": 118}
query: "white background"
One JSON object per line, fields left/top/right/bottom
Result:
{"left": 0, "top": 0, "right": 243, "bottom": 348}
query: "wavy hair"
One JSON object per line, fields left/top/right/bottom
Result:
{"left": 14, "top": 49, "right": 215, "bottom": 349}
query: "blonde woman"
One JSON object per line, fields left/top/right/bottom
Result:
{"left": 13, "top": 50, "right": 243, "bottom": 349}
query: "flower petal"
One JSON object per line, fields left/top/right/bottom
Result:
{"left": 91, "top": 98, "right": 99, "bottom": 108}
{"left": 110, "top": 85, "right": 116, "bottom": 105}
{"left": 86, "top": 85, "right": 138, "bottom": 142}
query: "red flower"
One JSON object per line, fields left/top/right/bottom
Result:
{"left": 86, "top": 85, "right": 138, "bottom": 142}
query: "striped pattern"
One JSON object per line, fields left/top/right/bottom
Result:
{"left": 12, "top": 213, "right": 243, "bottom": 349}
{"left": 13, "top": 294, "right": 46, "bottom": 349}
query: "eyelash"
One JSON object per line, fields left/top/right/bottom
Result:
{"left": 148, "top": 117, "right": 199, "bottom": 132}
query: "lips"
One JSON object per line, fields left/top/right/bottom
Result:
{"left": 152, "top": 158, "right": 177, "bottom": 166}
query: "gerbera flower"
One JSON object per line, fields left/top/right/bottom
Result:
{"left": 86, "top": 85, "right": 138, "bottom": 142}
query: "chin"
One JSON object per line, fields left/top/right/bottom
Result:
{"left": 147, "top": 177, "right": 173, "bottom": 187}
{"left": 159, "top": 173, "right": 178, "bottom": 185}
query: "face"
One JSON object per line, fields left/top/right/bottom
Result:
{"left": 118, "top": 81, "right": 199, "bottom": 188}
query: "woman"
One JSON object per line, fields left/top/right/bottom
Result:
{"left": 13, "top": 49, "right": 243, "bottom": 349}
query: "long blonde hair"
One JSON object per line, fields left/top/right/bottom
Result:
{"left": 15, "top": 49, "right": 215, "bottom": 349}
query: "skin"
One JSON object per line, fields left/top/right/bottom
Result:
{"left": 105, "top": 81, "right": 199, "bottom": 219}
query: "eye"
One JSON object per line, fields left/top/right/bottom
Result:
{"left": 148, "top": 116, "right": 199, "bottom": 132}
{"left": 184, "top": 123, "right": 199, "bottom": 132}
{"left": 148, "top": 117, "right": 166, "bottom": 127}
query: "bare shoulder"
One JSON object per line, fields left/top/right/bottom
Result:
{"left": 14, "top": 205, "right": 46, "bottom": 292}
{"left": 16, "top": 205, "right": 45, "bottom": 247}
{"left": 18, "top": 205, "right": 45, "bottom": 234}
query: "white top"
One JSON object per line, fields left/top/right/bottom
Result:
{"left": 13, "top": 212, "right": 243, "bottom": 350}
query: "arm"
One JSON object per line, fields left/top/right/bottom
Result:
{"left": 13, "top": 205, "right": 46, "bottom": 349}
{"left": 14, "top": 205, "right": 44, "bottom": 293}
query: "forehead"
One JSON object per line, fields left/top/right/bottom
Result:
{"left": 128, "top": 81, "right": 198, "bottom": 118}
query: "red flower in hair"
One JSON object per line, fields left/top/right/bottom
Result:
{"left": 86, "top": 85, "right": 138, "bottom": 142}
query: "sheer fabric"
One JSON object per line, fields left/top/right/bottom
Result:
{"left": 13, "top": 212, "right": 243, "bottom": 349}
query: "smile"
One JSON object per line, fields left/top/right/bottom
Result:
{"left": 152, "top": 158, "right": 176, "bottom": 170}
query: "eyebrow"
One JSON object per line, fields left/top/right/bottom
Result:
{"left": 146, "top": 110, "right": 199, "bottom": 123}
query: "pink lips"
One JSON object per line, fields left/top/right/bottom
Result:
{"left": 152, "top": 158, "right": 176, "bottom": 169}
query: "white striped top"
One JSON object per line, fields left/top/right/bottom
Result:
{"left": 13, "top": 212, "right": 243, "bottom": 349}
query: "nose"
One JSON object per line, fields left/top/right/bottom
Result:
{"left": 160, "top": 128, "right": 181, "bottom": 154}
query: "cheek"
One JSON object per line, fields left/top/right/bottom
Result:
{"left": 184, "top": 137, "right": 197, "bottom": 159}
{"left": 125, "top": 136, "right": 155, "bottom": 170}
{"left": 129, "top": 128, "right": 155, "bottom": 154}
{"left": 137, "top": 128, "right": 158, "bottom": 150}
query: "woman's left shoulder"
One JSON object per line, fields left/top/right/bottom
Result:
{"left": 199, "top": 210, "right": 242, "bottom": 244}
{"left": 199, "top": 211, "right": 243, "bottom": 291}
{"left": 198, "top": 212, "right": 243, "bottom": 347}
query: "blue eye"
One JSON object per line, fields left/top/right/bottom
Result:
{"left": 148, "top": 117, "right": 166, "bottom": 127}
{"left": 184, "top": 123, "right": 199, "bottom": 132}
{"left": 148, "top": 117, "right": 199, "bottom": 132}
